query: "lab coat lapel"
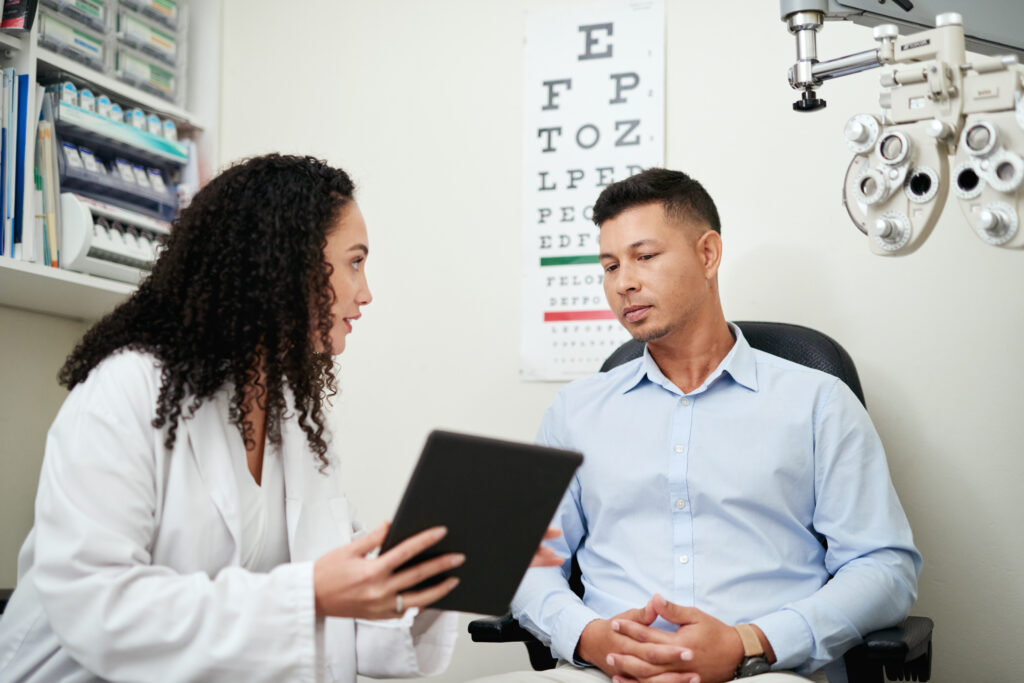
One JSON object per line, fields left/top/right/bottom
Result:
{"left": 279, "top": 413, "right": 360, "bottom": 682}
{"left": 280, "top": 410, "right": 350, "bottom": 563}
{"left": 180, "top": 391, "right": 242, "bottom": 564}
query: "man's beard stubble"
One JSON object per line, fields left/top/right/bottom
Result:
{"left": 631, "top": 324, "right": 671, "bottom": 344}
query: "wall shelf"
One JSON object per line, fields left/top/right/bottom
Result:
{"left": 36, "top": 47, "right": 204, "bottom": 130}
{"left": 0, "top": 257, "right": 133, "bottom": 321}
{"left": 56, "top": 101, "right": 189, "bottom": 165}
{"left": 0, "top": 1, "right": 218, "bottom": 322}
{"left": 0, "top": 32, "right": 24, "bottom": 53}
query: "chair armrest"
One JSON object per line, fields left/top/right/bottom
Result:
{"left": 862, "top": 615, "right": 933, "bottom": 663}
{"left": 468, "top": 613, "right": 561, "bottom": 671}
{"left": 844, "top": 616, "right": 933, "bottom": 682}
{"left": 468, "top": 613, "right": 537, "bottom": 643}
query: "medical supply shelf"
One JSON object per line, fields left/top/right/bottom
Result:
{"left": 38, "top": 8, "right": 107, "bottom": 72}
{"left": 59, "top": 160, "right": 178, "bottom": 222}
{"left": 55, "top": 101, "right": 187, "bottom": 164}
{"left": 33, "top": 0, "right": 188, "bottom": 107}
{"left": 0, "top": 0, "right": 217, "bottom": 322}
{"left": 37, "top": 47, "right": 201, "bottom": 129}
{"left": 0, "top": 257, "right": 133, "bottom": 321}
{"left": 40, "top": 0, "right": 109, "bottom": 34}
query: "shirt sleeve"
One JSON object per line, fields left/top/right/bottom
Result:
{"left": 753, "top": 379, "right": 922, "bottom": 673}
{"left": 510, "top": 391, "right": 603, "bottom": 664}
{"left": 30, "top": 354, "right": 321, "bottom": 682}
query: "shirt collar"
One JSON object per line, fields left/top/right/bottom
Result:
{"left": 621, "top": 322, "right": 759, "bottom": 396}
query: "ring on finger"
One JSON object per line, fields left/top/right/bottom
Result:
{"left": 395, "top": 593, "right": 404, "bottom": 614}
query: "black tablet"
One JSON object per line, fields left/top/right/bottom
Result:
{"left": 380, "top": 429, "right": 583, "bottom": 615}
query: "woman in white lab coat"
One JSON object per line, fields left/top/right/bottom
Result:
{"left": 0, "top": 154, "right": 557, "bottom": 682}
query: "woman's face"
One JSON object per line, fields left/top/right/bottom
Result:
{"left": 319, "top": 202, "right": 373, "bottom": 355}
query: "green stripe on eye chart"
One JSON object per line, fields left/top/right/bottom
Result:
{"left": 540, "top": 255, "right": 600, "bottom": 267}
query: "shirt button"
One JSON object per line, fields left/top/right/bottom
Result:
{"left": 679, "top": 555, "right": 689, "bottom": 564}
{"left": 674, "top": 445, "right": 684, "bottom": 453}
{"left": 680, "top": 397, "right": 690, "bottom": 406}
{"left": 675, "top": 498, "right": 686, "bottom": 510}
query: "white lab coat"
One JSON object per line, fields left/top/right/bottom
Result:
{"left": 0, "top": 350, "right": 457, "bottom": 682}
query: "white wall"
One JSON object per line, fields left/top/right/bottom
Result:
{"left": 220, "top": 1, "right": 1024, "bottom": 681}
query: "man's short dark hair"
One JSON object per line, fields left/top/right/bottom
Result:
{"left": 592, "top": 168, "right": 721, "bottom": 234}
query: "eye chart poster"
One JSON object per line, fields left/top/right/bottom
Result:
{"left": 521, "top": 0, "right": 664, "bottom": 381}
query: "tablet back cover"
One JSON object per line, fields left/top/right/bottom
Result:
{"left": 381, "top": 429, "right": 583, "bottom": 615}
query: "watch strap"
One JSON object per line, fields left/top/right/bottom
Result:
{"left": 734, "top": 623, "right": 765, "bottom": 657}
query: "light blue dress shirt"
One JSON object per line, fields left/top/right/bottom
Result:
{"left": 511, "top": 324, "right": 921, "bottom": 677}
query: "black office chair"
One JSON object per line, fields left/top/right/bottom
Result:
{"left": 469, "top": 321, "right": 933, "bottom": 682}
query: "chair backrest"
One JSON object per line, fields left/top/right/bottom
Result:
{"left": 599, "top": 321, "right": 865, "bottom": 407}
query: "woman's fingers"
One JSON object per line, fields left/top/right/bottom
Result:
{"left": 398, "top": 576, "right": 461, "bottom": 611}
{"left": 343, "top": 522, "right": 390, "bottom": 557}
{"left": 528, "top": 528, "right": 565, "bottom": 567}
{"left": 314, "top": 524, "right": 459, "bottom": 620}
{"left": 378, "top": 526, "right": 448, "bottom": 571}
{"left": 529, "top": 545, "right": 565, "bottom": 568}
{"left": 387, "top": 552, "right": 465, "bottom": 594}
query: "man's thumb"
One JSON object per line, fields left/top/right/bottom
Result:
{"left": 651, "top": 594, "right": 700, "bottom": 625}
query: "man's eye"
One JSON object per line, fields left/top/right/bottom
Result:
{"left": 603, "top": 263, "right": 618, "bottom": 273}
{"left": 639, "top": 253, "right": 655, "bottom": 261}
{"left": 351, "top": 257, "right": 364, "bottom": 271}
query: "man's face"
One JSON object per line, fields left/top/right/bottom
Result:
{"left": 598, "top": 202, "right": 716, "bottom": 343}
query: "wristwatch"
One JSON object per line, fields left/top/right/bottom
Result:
{"left": 733, "top": 623, "right": 772, "bottom": 678}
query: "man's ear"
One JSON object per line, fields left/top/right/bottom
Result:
{"left": 696, "top": 230, "right": 722, "bottom": 279}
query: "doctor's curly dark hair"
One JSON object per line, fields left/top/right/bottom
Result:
{"left": 58, "top": 153, "right": 355, "bottom": 469}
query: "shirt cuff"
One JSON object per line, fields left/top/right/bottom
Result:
{"left": 551, "top": 603, "right": 603, "bottom": 665}
{"left": 752, "top": 608, "right": 814, "bottom": 671}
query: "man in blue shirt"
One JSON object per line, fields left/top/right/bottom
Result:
{"left": 478, "top": 169, "right": 920, "bottom": 683}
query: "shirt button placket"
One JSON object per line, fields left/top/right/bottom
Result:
{"left": 671, "top": 393, "right": 694, "bottom": 596}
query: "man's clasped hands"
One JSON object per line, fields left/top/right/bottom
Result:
{"left": 576, "top": 595, "right": 776, "bottom": 683}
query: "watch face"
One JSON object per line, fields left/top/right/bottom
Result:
{"left": 738, "top": 656, "right": 772, "bottom": 677}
